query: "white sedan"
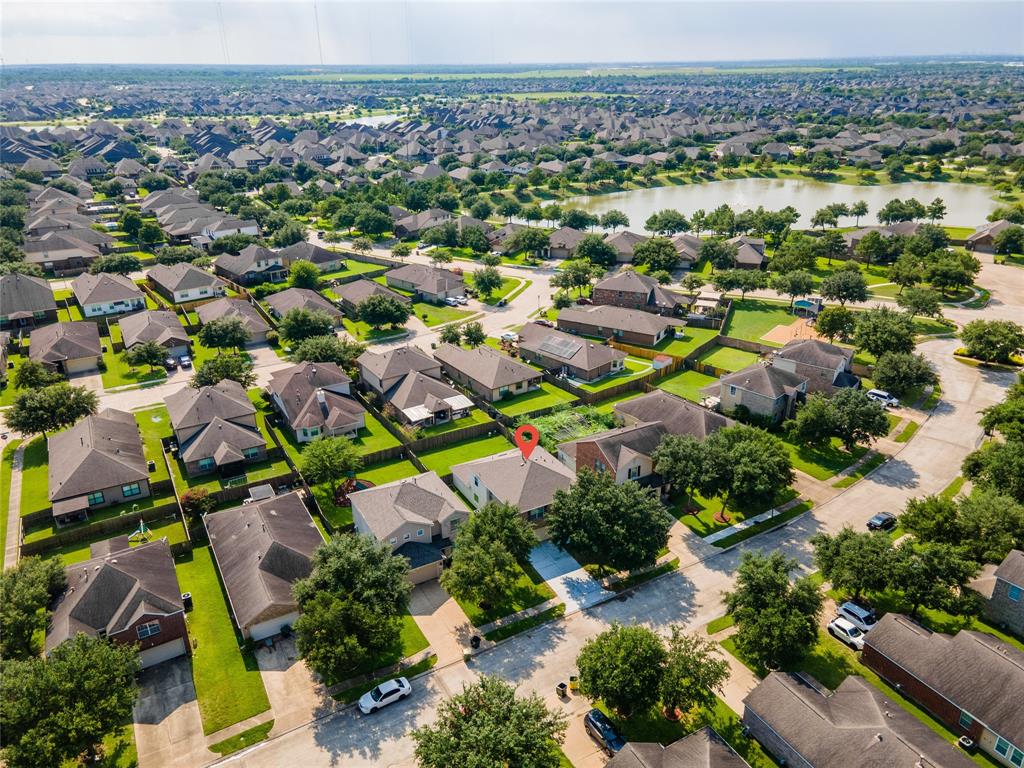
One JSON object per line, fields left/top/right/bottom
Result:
{"left": 357, "top": 676, "right": 412, "bottom": 714}
{"left": 828, "top": 616, "right": 866, "bottom": 650}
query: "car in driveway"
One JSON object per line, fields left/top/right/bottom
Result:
{"left": 455, "top": 295, "right": 468, "bottom": 305}
{"left": 500, "top": 332, "right": 519, "bottom": 342}
{"left": 583, "top": 708, "right": 625, "bottom": 755}
{"left": 163, "top": 357, "right": 178, "bottom": 371}
{"left": 866, "top": 389, "right": 899, "bottom": 407}
{"left": 866, "top": 512, "right": 897, "bottom": 532}
{"left": 358, "top": 676, "right": 411, "bottom": 714}
{"left": 444, "top": 297, "right": 459, "bottom": 307}
{"left": 178, "top": 355, "right": 193, "bottom": 369}
{"left": 828, "top": 616, "right": 866, "bottom": 650}
{"left": 837, "top": 601, "right": 878, "bottom": 633}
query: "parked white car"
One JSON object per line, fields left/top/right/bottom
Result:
{"left": 500, "top": 332, "right": 519, "bottom": 342}
{"left": 444, "top": 297, "right": 459, "bottom": 307}
{"left": 866, "top": 389, "right": 899, "bottom": 408}
{"left": 828, "top": 616, "right": 866, "bottom": 650}
{"left": 358, "top": 676, "right": 412, "bottom": 714}
{"left": 455, "top": 295, "right": 468, "bottom": 305}
{"left": 837, "top": 601, "right": 878, "bottom": 633}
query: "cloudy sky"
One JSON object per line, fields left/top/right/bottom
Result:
{"left": 2, "top": 0, "right": 1022, "bottom": 66}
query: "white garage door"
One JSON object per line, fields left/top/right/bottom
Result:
{"left": 249, "top": 611, "right": 299, "bottom": 642}
{"left": 139, "top": 638, "right": 187, "bottom": 668}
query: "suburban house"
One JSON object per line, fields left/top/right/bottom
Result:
{"left": 266, "top": 362, "right": 366, "bottom": 442}
{"left": 607, "top": 727, "right": 750, "bottom": 768}
{"left": 0, "top": 273, "right": 58, "bottom": 330}
{"left": 605, "top": 230, "right": 648, "bottom": 263}
{"left": 385, "top": 264, "right": 465, "bottom": 303}
{"left": 205, "top": 491, "right": 323, "bottom": 641}
{"left": 547, "top": 226, "right": 587, "bottom": 259}
{"left": 518, "top": 322, "right": 627, "bottom": 382}
{"left": 46, "top": 539, "right": 189, "bottom": 669}
{"left": 615, "top": 389, "right": 733, "bottom": 438}
{"left": 350, "top": 471, "right": 470, "bottom": 584}
{"left": 334, "top": 278, "right": 411, "bottom": 315}
{"left": 392, "top": 208, "right": 452, "bottom": 239}
{"left": 148, "top": 263, "right": 227, "bottom": 304}
{"left": 772, "top": 338, "right": 860, "bottom": 394}
{"left": 710, "top": 363, "right": 808, "bottom": 422}
{"left": 671, "top": 232, "right": 703, "bottom": 267}
{"left": 558, "top": 422, "right": 667, "bottom": 489}
{"left": 592, "top": 270, "right": 687, "bottom": 316}
{"left": 70, "top": 272, "right": 145, "bottom": 317}
{"left": 966, "top": 220, "right": 1013, "bottom": 253}
{"left": 29, "top": 321, "right": 102, "bottom": 374}
{"left": 451, "top": 446, "right": 575, "bottom": 522}
{"left": 382, "top": 371, "right": 474, "bottom": 428}
{"left": 48, "top": 409, "right": 151, "bottom": 525}
{"left": 195, "top": 297, "right": 271, "bottom": 344}
{"left": 742, "top": 672, "right": 976, "bottom": 768}
{"left": 22, "top": 232, "right": 101, "bottom": 276}
{"left": 727, "top": 235, "right": 767, "bottom": 269}
{"left": 213, "top": 244, "right": 287, "bottom": 286}
{"left": 265, "top": 287, "right": 345, "bottom": 327}
{"left": 861, "top": 614, "right": 1024, "bottom": 767}
{"left": 358, "top": 345, "right": 442, "bottom": 395}
{"left": 433, "top": 343, "right": 541, "bottom": 402}
{"left": 165, "top": 380, "right": 267, "bottom": 477}
{"left": 276, "top": 241, "right": 346, "bottom": 273}
{"left": 971, "top": 549, "right": 1024, "bottom": 637}
{"left": 119, "top": 310, "right": 190, "bottom": 358}
{"left": 557, "top": 305, "right": 686, "bottom": 347}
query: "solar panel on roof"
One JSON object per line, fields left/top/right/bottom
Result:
{"left": 538, "top": 336, "right": 582, "bottom": 360}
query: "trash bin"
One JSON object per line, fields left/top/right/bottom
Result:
{"left": 569, "top": 676, "right": 579, "bottom": 692}
{"left": 470, "top": 635, "right": 481, "bottom": 649}
{"left": 556, "top": 682, "right": 568, "bottom": 698}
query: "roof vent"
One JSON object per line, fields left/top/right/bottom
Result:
{"left": 875, "top": 733, "right": 883, "bottom": 742}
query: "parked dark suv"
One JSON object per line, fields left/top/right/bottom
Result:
{"left": 583, "top": 708, "right": 625, "bottom": 755}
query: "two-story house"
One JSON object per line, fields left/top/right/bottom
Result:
{"left": 592, "top": 270, "right": 687, "bottom": 316}
{"left": 213, "top": 244, "right": 287, "bottom": 286}
{"left": 710, "top": 362, "right": 808, "bottom": 423}
{"left": 973, "top": 550, "right": 1024, "bottom": 637}
{"left": 558, "top": 422, "right": 668, "bottom": 489}
{"left": 451, "top": 446, "right": 575, "bottom": 523}
{"left": 772, "top": 338, "right": 860, "bottom": 394}
{"left": 266, "top": 362, "right": 365, "bottom": 443}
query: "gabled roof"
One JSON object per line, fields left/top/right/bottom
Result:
{"left": 615, "top": 390, "right": 733, "bottom": 439}
{"left": 433, "top": 343, "right": 540, "bottom": 389}
{"left": 205, "top": 491, "right": 322, "bottom": 629}
{"left": 775, "top": 338, "right": 852, "bottom": 370}
{"left": 386, "top": 371, "right": 471, "bottom": 415}
{"left": 48, "top": 409, "right": 148, "bottom": 503}
{"left": 119, "top": 310, "right": 189, "bottom": 350}
{"left": 558, "top": 305, "right": 686, "bottom": 336}
{"left": 29, "top": 321, "right": 101, "bottom": 364}
{"left": 196, "top": 297, "right": 271, "bottom": 335}
{"left": 717, "top": 363, "right": 807, "bottom": 399}
{"left": 548, "top": 226, "right": 587, "bottom": 250}
{"left": 607, "top": 726, "right": 750, "bottom": 768}
{"left": 594, "top": 270, "right": 686, "bottom": 310}
{"left": 267, "top": 362, "right": 364, "bottom": 433}
{"left": 265, "top": 288, "right": 343, "bottom": 321}
{"left": 350, "top": 471, "right": 468, "bottom": 543}
{"left": 179, "top": 417, "right": 265, "bottom": 464}
{"left": 559, "top": 422, "right": 666, "bottom": 472}
{"left": 71, "top": 271, "right": 143, "bottom": 306}
{"left": 451, "top": 447, "right": 574, "bottom": 513}
{"left": 213, "top": 244, "right": 281, "bottom": 277}
{"left": 357, "top": 345, "right": 440, "bottom": 383}
{"left": 385, "top": 263, "right": 464, "bottom": 295}
{"left": 276, "top": 240, "right": 339, "bottom": 266}
{"left": 46, "top": 539, "right": 183, "bottom": 652}
{"left": 0, "top": 273, "right": 57, "bottom": 318}
{"left": 165, "top": 379, "right": 255, "bottom": 434}
{"left": 995, "top": 549, "right": 1024, "bottom": 588}
{"left": 518, "top": 322, "right": 627, "bottom": 371}
{"left": 334, "top": 278, "right": 411, "bottom": 307}
{"left": 149, "top": 262, "right": 223, "bottom": 292}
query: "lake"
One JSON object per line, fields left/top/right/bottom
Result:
{"left": 560, "top": 177, "right": 998, "bottom": 229}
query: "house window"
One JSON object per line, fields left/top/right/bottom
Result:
{"left": 729, "top": 385, "right": 737, "bottom": 396}
{"left": 473, "top": 476, "right": 480, "bottom": 487}
{"left": 1011, "top": 747, "right": 1024, "bottom": 768}
{"left": 1009, "top": 585, "right": 1022, "bottom": 602}
{"left": 403, "top": 533, "right": 410, "bottom": 540}
{"left": 527, "top": 508, "right": 544, "bottom": 521}
{"left": 958, "top": 711, "right": 973, "bottom": 729}
{"left": 121, "top": 483, "right": 142, "bottom": 498}
{"left": 628, "top": 465, "right": 641, "bottom": 480}
{"left": 417, "top": 529, "right": 424, "bottom": 537}
{"left": 87, "top": 491, "right": 105, "bottom": 506}
{"left": 996, "top": 738, "right": 1011, "bottom": 757}
{"left": 199, "top": 289, "right": 208, "bottom": 295}
{"left": 137, "top": 621, "right": 161, "bottom": 639}
{"left": 242, "top": 447, "right": 260, "bottom": 459}
{"left": 389, "top": 537, "right": 397, "bottom": 544}
{"left": 595, "top": 460, "right": 606, "bottom": 472}
{"left": 198, "top": 458, "right": 215, "bottom": 471}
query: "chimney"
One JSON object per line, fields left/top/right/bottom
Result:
{"left": 316, "top": 389, "right": 326, "bottom": 405}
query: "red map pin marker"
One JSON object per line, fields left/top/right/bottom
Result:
{"left": 514, "top": 424, "right": 539, "bottom": 461}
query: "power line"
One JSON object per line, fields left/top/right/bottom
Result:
{"left": 216, "top": 2, "right": 230, "bottom": 65}
{"left": 312, "top": 0, "right": 325, "bottom": 66}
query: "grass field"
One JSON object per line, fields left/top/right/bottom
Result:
{"left": 101, "top": 348, "right": 167, "bottom": 389}
{"left": 574, "top": 356, "right": 651, "bottom": 393}
{"left": 417, "top": 434, "right": 513, "bottom": 475}
{"left": 19, "top": 436, "right": 50, "bottom": 517}
{"left": 359, "top": 458, "right": 422, "bottom": 486}
{"left": 341, "top": 317, "right": 409, "bottom": 342}
{"left": 656, "top": 369, "right": 719, "bottom": 402}
{"left": 418, "top": 408, "right": 493, "bottom": 436}
{"left": 695, "top": 344, "right": 760, "bottom": 372}
{"left": 209, "top": 721, "right": 274, "bottom": 757}
{"left": 721, "top": 298, "right": 797, "bottom": 344}
{"left": 494, "top": 381, "right": 578, "bottom": 417}
{"left": 53, "top": 516, "right": 188, "bottom": 565}
{"left": 650, "top": 327, "right": 720, "bottom": 358}
{"left": 455, "top": 561, "right": 556, "bottom": 626}
{"left": 467, "top": 275, "right": 521, "bottom": 305}
{"left": 783, "top": 437, "right": 867, "bottom": 481}
{"left": 670, "top": 488, "right": 799, "bottom": 538}
{"left": 412, "top": 302, "right": 475, "bottom": 327}
{"left": 174, "top": 546, "right": 270, "bottom": 735}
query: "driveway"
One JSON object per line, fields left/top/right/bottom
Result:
{"left": 529, "top": 541, "right": 613, "bottom": 613}
{"left": 408, "top": 580, "right": 475, "bottom": 665}
{"left": 256, "top": 636, "right": 336, "bottom": 735}
{"left": 134, "top": 658, "right": 209, "bottom": 768}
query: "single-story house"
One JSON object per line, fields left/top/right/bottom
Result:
{"left": 0, "top": 273, "right": 58, "bottom": 330}
{"left": 433, "top": 343, "right": 541, "bottom": 402}
{"left": 70, "top": 272, "right": 145, "bottom": 317}
{"left": 547, "top": 226, "right": 587, "bottom": 259}
{"left": 213, "top": 244, "right": 287, "bottom": 286}
{"left": 862, "top": 614, "right": 1024, "bottom": 767}
{"left": 518, "top": 322, "right": 627, "bottom": 382}
{"left": 383, "top": 371, "right": 474, "bottom": 428}
{"left": 671, "top": 232, "right": 703, "bottom": 268}
{"left": 22, "top": 232, "right": 101, "bottom": 276}
{"left": 608, "top": 726, "right": 750, "bottom": 768}
{"left": 451, "top": 446, "right": 574, "bottom": 523}
{"left": 357, "top": 345, "right": 442, "bottom": 396}
{"left": 119, "top": 310, "right": 190, "bottom": 357}
{"left": 205, "top": 491, "right": 323, "bottom": 640}
{"left": 265, "top": 287, "right": 345, "bottom": 327}
{"left": 195, "top": 297, "right": 271, "bottom": 344}
{"left": 48, "top": 409, "right": 151, "bottom": 525}
{"left": 966, "top": 220, "right": 1013, "bottom": 254}
{"left": 266, "top": 362, "right": 366, "bottom": 443}
{"left": 605, "top": 230, "right": 648, "bottom": 263}
{"left": 148, "top": 263, "right": 227, "bottom": 304}
{"left": 557, "top": 305, "right": 686, "bottom": 347}
{"left": 276, "top": 241, "right": 346, "bottom": 273}
{"left": 709, "top": 363, "right": 808, "bottom": 422}
{"left": 393, "top": 208, "right": 452, "bottom": 239}
{"left": 726, "top": 236, "right": 767, "bottom": 269}
{"left": 29, "top": 321, "right": 102, "bottom": 374}
{"left": 742, "top": 672, "right": 976, "bottom": 768}
{"left": 970, "top": 549, "right": 1024, "bottom": 638}
{"left": 385, "top": 264, "right": 465, "bottom": 303}
{"left": 46, "top": 539, "right": 189, "bottom": 669}
{"left": 614, "top": 389, "right": 733, "bottom": 438}
{"left": 593, "top": 270, "right": 687, "bottom": 316}
{"left": 334, "top": 278, "right": 411, "bottom": 315}
{"left": 350, "top": 471, "right": 470, "bottom": 584}
{"left": 772, "top": 338, "right": 859, "bottom": 394}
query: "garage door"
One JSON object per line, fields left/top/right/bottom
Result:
{"left": 139, "top": 638, "right": 187, "bottom": 668}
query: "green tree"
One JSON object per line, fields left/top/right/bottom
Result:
{"left": 601, "top": 209, "right": 631, "bottom": 231}
{"left": 926, "top": 197, "right": 947, "bottom": 222}
{"left": 925, "top": 252, "right": 980, "bottom": 297}
{"left": 190, "top": 354, "right": 255, "bottom": 388}
{"left": 699, "top": 239, "right": 738, "bottom": 272}
{"left": 438, "top": 324, "right": 462, "bottom": 345}
{"left": 574, "top": 233, "right": 617, "bottom": 267}
{"left": 829, "top": 388, "right": 891, "bottom": 451}
{"left": 506, "top": 227, "right": 551, "bottom": 259}
{"left": 654, "top": 434, "right": 707, "bottom": 510}
{"left": 770, "top": 270, "right": 814, "bottom": 308}
{"left": 351, "top": 236, "right": 373, "bottom": 255}
{"left": 659, "top": 628, "right": 730, "bottom": 717}
{"left": 701, "top": 426, "right": 794, "bottom": 513}
{"left": 279, "top": 308, "right": 335, "bottom": 343}
{"left": 850, "top": 200, "right": 869, "bottom": 225}
{"left": 872, "top": 352, "right": 938, "bottom": 397}
{"left": 0, "top": 557, "right": 66, "bottom": 661}
{"left": 391, "top": 241, "right": 413, "bottom": 260}
{"left": 411, "top": 676, "right": 566, "bottom": 768}
{"left": 552, "top": 258, "right": 600, "bottom": 295}
{"left": 632, "top": 237, "right": 680, "bottom": 272}
{"left": 993, "top": 225, "right": 1024, "bottom": 256}
{"left": 889, "top": 254, "right": 923, "bottom": 293}
{"left": 896, "top": 287, "right": 942, "bottom": 319}
{"left": 960, "top": 319, "right": 1024, "bottom": 364}
{"left": 300, "top": 436, "right": 362, "bottom": 497}
{"left": 11, "top": 359, "right": 62, "bottom": 390}
{"left": 6, "top": 383, "right": 98, "bottom": 437}
{"left": 461, "top": 321, "right": 486, "bottom": 347}
{"left": 122, "top": 339, "right": 167, "bottom": 373}
{"left": 120, "top": 209, "right": 142, "bottom": 239}
{"left": 88, "top": 252, "right": 142, "bottom": 275}
{"left": 891, "top": 541, "right": 978, "bottom": 618}
{"left": 0, "top": 634, "right": 139, "bottom": 768}
{"left": 955, "top": 489, "right": 1024, "bottom": 564}
{"left": 854, "top": 306, "right": 915, "bottom": 357}
{"left": 810, "top": 528, "right": 895, "bottom": 599}
{"left": 138, "top": 220, "right": 163, "bottom": 245}
{"left": 472, "top": 265, "right": 504, "bottom": 299}
{"left": 901, "top": 495, "right": 962, "bottom": 546}
{"left": 357, "top": 294, "right": 411, "bottom": 329}
{"left": 459, "top": 225, "right": 491, "bottom": 254}
{"left": 724, "top": 552, "right": 823, "bottom": 670}
{"left": 786, "top": 394, "right": 836, "bottom": 447}
{"left": 548, "top": 467, "right": 672, "bottom": 574}
{"left": 853, "top": 231, "right": 890, "bottom": 266}
{"left": 815, "top": 305, "right": 856, "bottom": 343}
{"left": 820, "top": 269, "right": 868, "bottom": 305}
{"left": 198, "top": 316, "right": 250, "bottom": 353}
{"left": 289, "top": 259, "right": 321, "bottom": 289}
{"left": 963, "top": 439, "right": 1024, "bottom": 503}
{"left": 979, "top": 373, "right": 1024, "bottom": 440}
{"left": 294, "top": 592, "right": 395, "bottom": 684}
{"left": 291, "top": 335, "right": 366, "bottom": 371}
{"left": 576, "top": 623, "right": 667, "bottom": 716}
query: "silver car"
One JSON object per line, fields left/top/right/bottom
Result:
{"left": 357, "top": 676, "right": 411, "bottom": 714}
{"left": 828, "top": 616, "right": 865, "bottom": 650}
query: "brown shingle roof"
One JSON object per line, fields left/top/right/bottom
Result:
{"left": 29, "top": 321, "right": 101, "bottom": 364}
{"left": 48, "top": 408, "right": 148, "bottom": 503}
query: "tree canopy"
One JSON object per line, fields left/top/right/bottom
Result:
{"left": 576, "top": 623, "right": 667, "bottom": 716}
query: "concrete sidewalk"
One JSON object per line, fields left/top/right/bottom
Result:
{"left": 3, "top": 442, "right": 25, "bottom": 570}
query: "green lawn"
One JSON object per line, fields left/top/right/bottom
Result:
{"left": 19, "top": 436, "right": 50, "bottom": 517}
{"left": 592, "top": 390, "right": 644, "bottom": 414}
{"left": 311, "top": 484, "right": 352, "bottom": 530}
{"left": 209, "top": 721, "right": 274, "bottom": 757}
{"left": 651, "top": 327, "right": 720, "bottom": 358}
{"left": 722, "top": 298, "right": 797, "bottom": 344}
{"left": 1, "top": 439, "right": 23, "bottom": 568}
{"left": 333, "top": 653, "right": 437, "bottom": 704}
{"left": 894, "top": 420, "right": 920, "bottom": 443}
{"left": 134, "top": 407, "right": 172, "bottom": 484}
{"left": 782, "top": 437, "right": 867, "bottom": 481}
{"left": 574, "top": 356, "right": 652, "bottom": 393}
{"left": 418, "top": 408, "right": 494, "bottom": 436}
{"left": 170, "top": 454, "right": 292, "bottom": 495}
{"left": 670, "top": 488, "right": 799, "bottom": 538}
{"left": 455, "top": 560, "right": 556, "bottom": 626}
{"left": 417, "top": 434, "right": 513, "bottom": 475}
{"left": 468, "top": 275, "right": 521, "bottom": 305}
{"left": 484, "top": 604, "right": 566, "bottom": 642}
{"left": 0, "top": 355, "right": 31, "bottom": 406}
{"left": 53, "top": 516, "right": 188, "bottom": 566}
{"left": 695, "top": 344, "right": 760, "bottom": 372}
{"left": 412, "top": 301, "right": 475, "bottom": 327}
{"left": 341, "top": 316, "right": 409, "bottom": 341}
{"left": 22, "top": 489, "right": 178, "bottom": 545}
{"left": 319, "top": 260, "right": 386, "bottom": 281}
{"left": 66, "top": 722, "right": 137, "bottom": 768}
{"left": 100, "top": 348, "right": 167, "bottom": 390}
{"left": 359, "top": 458, "right": 422, "bottom": 486}
{"left": 833, "top": 452, "right": 888, "bottom": 488}
{"left": 174, "top": 546, "right": 271, "bottom": 735}
{"left": 656, "top": 369, "right": 719, "bottom": 402}
{"left": 494, "top": 382, "right": 579, "bottom": 417}
{"left": 706, "top": 614, "right": 735, "bottom": 635}
{"left": 712, "top": 501, "right": 813, "bottom": 548}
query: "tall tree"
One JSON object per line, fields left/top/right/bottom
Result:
{"left": 632, "top": 237, "right": 680, "bottom": 272}
{"left": 11, "top": 359, "right": 62, "bottom": 390}
{"left": 300, "top": 436, "right": 362, "bottom": 497}
{"left": 6, "top": 383, "right": 98, "bottom": 437}
{"left": 770, "top": 270, "right": 814, "bottom": 308}
{"left": 122, "top": 339, "right": 167, "bottom": 373}
{"left": 190, "top": 354, "right": 256, "bottom": 388}
{"left": 820, "top": 269, "right": 868, "bottom": 305}
{"left": 0, "top": 557, "right": 66, "bottom": 661}
{"left": 815, "top": 305, "right": 856, "bottom": 343}
{"left": 828, "top": 388, "right": 891, "bottom": 451}
{"left": 854, "top": 306, "right": 916, "bottom": 357}
{"left": 288, "top": 259, "right": 321, "bottom": 289}
{"left": 576, "top": 623, "right": 667, "bottom": 716}
{"left": 701, "top": 426, "right": 794, "bottom": 514}
{"left": 198, "top": 316, "right": 250, "bottom": 353}
{"left": 461, "top": 321, "right": 486, "bottom": 347}
{"left": 960, "top": 320, "right": 1024, "bottom": 364}
{"left": 872, "top": 352, "right": 938, "bottom": 397}
{"left": 659, "top": 628, "right": 729, "bottom": 717}
{"left": 279, "top": 308, "right": 335, "bottom": 342}
{"left": 357, "top": 294, "right": 410, "bottom": 329}
{"left": 653, "top": 434, "right": 706, "bottom": 510}
{"left": 810, "top": 528, "right": 895, "bottom": 599}
{"left": 891, "top": 541, "right": 978, "bottom": 618}
{"left": 574, "top": 233, "right": 618, "bottom": 267}
{"left": 472, "top": 265, "right": 504, "bottom": 299}
{"left": 291, "top": 335, "right": 366, "bottom": 371}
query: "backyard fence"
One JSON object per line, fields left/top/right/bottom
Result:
{"left": 20, "top": 504, "right": 182, "bottom": 557}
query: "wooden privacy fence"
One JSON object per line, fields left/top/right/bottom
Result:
{"left": 20, "top": 504, "right": 182, "bottom": 557}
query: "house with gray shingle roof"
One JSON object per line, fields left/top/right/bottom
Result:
{"left": 518, "top": 322, "right": 627, "bottom": 382}
{"left": 0, "top": 273, "right": 58, "bottom": 330}
{"left": 29, "top": 321, "right": 102, "bottom": 374}
{"left": 772, "top": 338, "right": 859, "bottom": 394}
{"left": 708, "top": 362, "right": 807, "bottom": 423}
{"left": 213, "top": 244, "right": 286, "bottom": 287}
{"left": 452, "top": 446, "right": 574, "bottom": 522}
{"left": 70, "top": 272, "right": 145, "bottom": 317}
{"left": 557, "top": 305, "right": 686, "bottom": 347}
{"left": 148, "top": 262, "right": 227, "bottom": 304}
{"left": 196, "top": 297, "right": 271, "bottom": 344}
{"left": 607, "top": 726, "right": 750, "bottom": 768}
{"left": 433, "top": 343, "right": 541, "bottom": 402}
{"left": 334, "top": 278, "right": 411, "bottom": 314}
{"left": 265, "top": 287, "right": 344, "bottom": 327}
{"left": 266, "top": 362, "right": 365, "bottom": 443}
{"left": 385, "top": 263, "right": 465, "bottom": 303}
{"left": 972, "top": 550, "right": 1024, "bottom": 637}
{"left": 276, "top": 241, "right": 346, "bottom": 273}
{"left": 119, "top": 310, "right": 190, "bottom": 357}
